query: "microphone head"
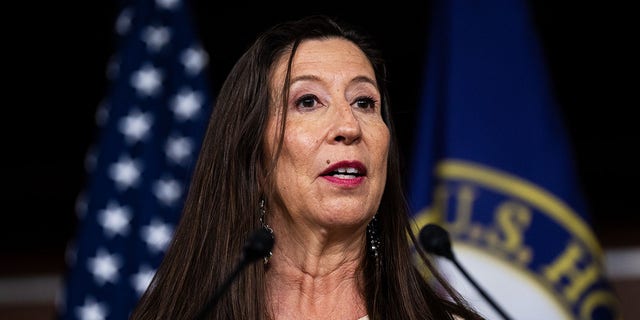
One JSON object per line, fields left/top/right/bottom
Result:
{"left": 243, "top": 228, "right": 274, "bottom": 263}
{"left": 419, "top": 223, "right": 454, "bottom": 261}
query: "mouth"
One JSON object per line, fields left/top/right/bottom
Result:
{"left": 320, "top": 161, "right": 367, "bottom": 179}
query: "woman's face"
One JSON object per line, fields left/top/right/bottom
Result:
{"left": 265, "top": 38, "right": 390, "bottom": 231}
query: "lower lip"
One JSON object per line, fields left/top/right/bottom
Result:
{"left": 321, "top": 176, "right": 365, "bottom": 187}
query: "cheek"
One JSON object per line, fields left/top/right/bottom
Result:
{"left": 371, "top": 123, "right": 391, "bottom": 161}
{"left": 282, "top": 122, "right": 319, "bottom": 157}
{"left": 278, "top": 126, "right": 318, "bottom": 175}
{"left": 264, "top": 115, "right": 280, "bottom": 160}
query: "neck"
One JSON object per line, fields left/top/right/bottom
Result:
{"left": 266, "top": 264, "right": 367, "bottom": 319}
{"left": 265, "top": 219, "right": 368, "bottom": 319}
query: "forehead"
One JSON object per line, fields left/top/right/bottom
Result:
{"left": 272, "top": 38, "right": 375, "bottom": 83}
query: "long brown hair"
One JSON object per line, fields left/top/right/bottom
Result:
{"left": 130, "top": 15, "right": 484, "bottom": 320}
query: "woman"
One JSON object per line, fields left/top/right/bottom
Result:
{"left": 131, "top": 15, "right": 484, "bottom": 320}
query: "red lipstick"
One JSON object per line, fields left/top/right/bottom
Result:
{"left": 320, "top": 161, "right": 367, "bottom": 187}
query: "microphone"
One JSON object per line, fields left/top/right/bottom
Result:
{"left": 419, "top": 223, "right": 514, "bottom": 320}
{"left": 194, "top": 228, "right": 274, "bottom": 320}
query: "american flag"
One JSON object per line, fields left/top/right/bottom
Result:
{"left": 57, "top": 0, "right": 212, "bottom": 319}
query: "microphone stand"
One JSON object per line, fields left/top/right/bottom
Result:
{"left": 194, "top": 228, "right": 274, "bottom": 320}
{"left": 196, "top": 257, "right": 248, "bottom": 319}
{"left": 419, "top": 224, "right": 514, "bottom": 320}
{"left": 448, "top": 252, "right": 513, "bottom": 320}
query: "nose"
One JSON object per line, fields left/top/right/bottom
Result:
{"left": 330, "top": 105, "right": 362, "bottom": 145}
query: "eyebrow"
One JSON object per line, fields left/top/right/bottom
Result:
{"left": 290, "top": 74, "right": 377, "bottom": 87}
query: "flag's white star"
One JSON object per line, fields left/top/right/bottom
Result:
{"left": 131, "top": 265, "right": 156, "bottom": 296}
{"left": 141, "top": 220, "right": 174, "bottom": 253}
{"left": 153, "top": 177, "right": 182, "bottom": 206}
{"left": 119, "top": 109, "right": 153, "bottom": 143}
{"left": 88, "top": 249, "right": 122, "bottom": 285}
{"left": 84, "top": 145, "right": 99, "bottom": 173}
{"left": 75, "top": 192, "right": 88, "bottom": 219}
{"left": 165, "top": 135, "right": 193, "bottom": 165}
{"left": 131, "top": 64, "right": 163, "bottom": 97}
{"left": 106, "top": 55, "right": 119, "bottom": 80}
{"left": 109, "top": 156, "right": 142, "bottom": 190}
{"left": 65, "top": 241, "right": 77, "bottom": 268}
{"left": 95, "top": 100, "right": 110, "bottom": 127}
{"left": 156, "top": 0, "right": 180, "bottom": 10}
{"left": 171, "top": 88, "right": 202, "bottom": 121}
{"left": 142, "top": 25, "right": 171, "bottom": 52}
{"left": 98, "top": 201, "right": 132, "bottom": 237}
{"left": 75, "top": 297, "right": 108, "bottom": 320}
{"left": 181, "top": 46, "right": 208, "bottom": 75}
{"left": 115, "top": 7, "right": 133, "bottom": 35}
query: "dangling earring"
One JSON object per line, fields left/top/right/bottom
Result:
{"left": 367, "top": 214, "right": 381, "bottom": 265}
{"left": 259, "top": 198, "right": 274, "bottom": 265}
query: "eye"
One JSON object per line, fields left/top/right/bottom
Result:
{"left": 353, "top": 96, "right": 378, "bottom": 110}
{"left": 294, "top": 94, "right": 320, "bottom": 109}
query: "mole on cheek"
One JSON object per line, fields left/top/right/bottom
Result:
{"left": 326, "top": 159, "right": 331, "bottom": 164}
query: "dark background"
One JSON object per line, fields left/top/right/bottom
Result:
{"left": 4, "top": 1, "right": 638, "bottom": 274}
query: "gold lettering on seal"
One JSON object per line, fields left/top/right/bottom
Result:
{"left": 431, "top": 183, "right": 449, "bottom": 222}
{"left": 449, "top": 184, "right": 475, "bottom": 234}
{"left": 542, "top": 241, "right": 599, "bottom": 302}
{"left": 580, "top": 289, "right": 621, "bottom": 320}
{"left": 486, "top": 200, "right": 532, "bottom": 264}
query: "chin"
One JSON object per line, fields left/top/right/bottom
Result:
{"left": 319, "top": 208, "right": 373, "bottom": 227}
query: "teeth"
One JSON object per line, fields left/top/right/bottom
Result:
{"left": 335, "top": 167, "right": 360, "bottom": 174}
